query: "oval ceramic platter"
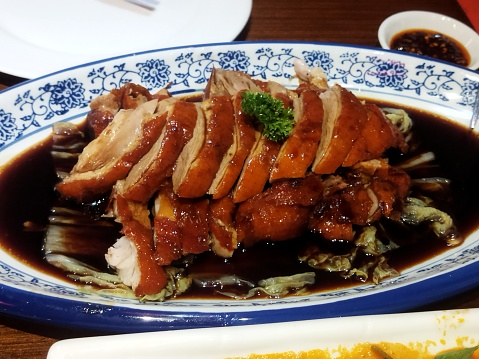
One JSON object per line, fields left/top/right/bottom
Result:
{"left": 0, "top": 42, "right": 478, "bottom": 333}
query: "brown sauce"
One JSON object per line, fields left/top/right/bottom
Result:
{"left": 0, "top": 141, "right": 57, "bottom": 271}
{"left": 0, "top": 103, "right": 479, "bottom": 299}
{"left": 390, "top": 29, "right": 470, "bottom": 67}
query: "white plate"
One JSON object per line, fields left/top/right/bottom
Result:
{"left": 47, "top": 309, "right": 479, "bottom": 359}
{"left": 0, "top": 42, "right": 478, "bottom": 333}
{"left": 0, "top": 0, "right": 252, "bottom": 79}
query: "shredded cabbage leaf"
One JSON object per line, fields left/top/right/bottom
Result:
{"left": 217, "top": 272, "right": 316, "bottom": 299}
{"left": 45, "top": 253, "right": 191, "bottom": 301}
{"left": 382, "top": 107, "right": 413, "bottom": 134}
{"left": 401, "top": 197, "right": 461, "bottom": 245}
{"left": 300, "top": 226, "right": 400, "bottom": 284}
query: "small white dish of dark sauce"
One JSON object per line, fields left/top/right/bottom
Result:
{"left": 378, "top": 10, "right": 479, "bottom": 70}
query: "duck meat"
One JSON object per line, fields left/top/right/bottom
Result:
{"left": 56, "top": 99, "right": 166, "bottom": 202}
{"left": 153, "top": 181, "right": 210, "bottom": 265}
{"left": 172, "top": 96, "right": 235, "bottom": 198}
{"left": 308, "top": 159, "right": 411, "bottom": 240}
{"left": 343, "top": 103, "right": 408, "bottom": 166}
{"left": 208, "top": 195, "right": 238, "bottom": 257}
{"left": 208, "top": 92, "right": 257, "bottom": 199}
{"left": 106, "top": 187, "right": 167, "bottom": 296}
{"left": 118, "top": 98, "right": 198, "bottom": 203}
{"left": 235, "top": 174, "right": 324, "bottom": 247}
{"left": 270, "top": 87, "right": 324, "bottom": 181}
{"left": 312, "top": 84, "right": 367, "bottom": 174}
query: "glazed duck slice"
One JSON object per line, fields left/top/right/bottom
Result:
{"left": 177, "top": 196, "right": 210, "bottom": 256}
{"left": 172, "top": 96, "right": 235, "bottom": 198}
{"left": 119, "top": 98, "right": 198, "bottom": 203}
{"left": 311, "top": 84, "right": 367, "bottom": 174}
{"left": 56, "top": 99, "right": 165, "bottom": 202}
{"left": 171, "top": 102, "right": 205, "bottom": 197}
{"left": 204, "top": 69, "right": 264, "bottom": 199}
{"left": 105, "top": 188, "right": 167, "bottom": 296}
{"left": 86, "top": 83, "right": 151, "bottom": 138}
{"left": 153, "top": 181, "right": 210, "bottom": 265}
{"left": 232, "top": 132, "right": 281, "bottom": 203}
{"left": 208, "top": 92, "right": 257, "bottom": 199}
{"left": 152, "top": 184, "right": 182, "bottom": 266}
{"left": 270, "top": 87, "right": 324, "bottom": 181}
{"left": 232, "top": 81, "right": 296, "bottom": 202}
{"left": 342, "top": 103, "right": 407, "bottom": 166}
{"left": 208, "top": 195, "right": 238, "bottom": 257}
{"left": 85, "top": 93, "right": 121, "bottom": 139}
{"left": 204, "top": 67, "right": 264, "bottom": 98}
{"left": 86, "top": 83, "right": 170, "bottom": 139}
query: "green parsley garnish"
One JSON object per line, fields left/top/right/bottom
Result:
{"left": 371, "top": 345, "right": 479, "bottom": 359}
{"left": 435, "top": 345, "right": 479, "bottom": 359}
{"left": 241, "top": 91, "right": 295, "bottom": 142}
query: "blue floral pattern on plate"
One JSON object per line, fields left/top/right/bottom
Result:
{"left": 0, "top": 42, "right": 478, "bottom": 332}
{"left": 2, "top": 43, "right": 478, "bottom": 149}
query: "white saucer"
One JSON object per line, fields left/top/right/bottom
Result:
{"left": 378, "top": 10, "right": 479, "bottom": 70}
{"left": 0, "top": 0, "right": 252, "bottom": 78}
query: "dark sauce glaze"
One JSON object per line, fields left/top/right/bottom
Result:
{"left": 0, "top": 102, "right": 478, "bottom": 299}
{"left": 390, "top": 29, "right": 470, "bottom": 67}
{"left": 0, "top": 141, "right": 57, "bottom": 270}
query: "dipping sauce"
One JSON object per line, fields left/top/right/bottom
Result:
{"left": 390, "top": 29, "right": 470, "bottom": 67}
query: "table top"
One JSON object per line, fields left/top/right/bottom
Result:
{"left": 1, "top": 0, "right": 478, "bottom": 358}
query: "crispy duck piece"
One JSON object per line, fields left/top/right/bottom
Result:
{"left": 85, "top": 96, "right": 119, "bottom": 140}
{"left": 179, "top": 197, "right": 210, "bottom": 255}
{"left": 170, "top": 103, "right": 205, "bottom": 196}
{"left": 351, "top": 159, "right": 411, "bottom": 205}
{"left": 105, "top": 187, "right": 167, "bottom": 296}
{"left": 311, "top": 84, "right": 367, "bottom": 174}
{"left": 86, "top": 83, "right": 169, "bottom": 139}
{"left": 118, "top": 98, "right": 198, "bottom": 203}
{"left": 308, "top": 159, "right": 411, "bottom": 240}
{"left": 208, "top": 195, "right": 238, "bottom": 257}
{"left": 270, "top": 87, "right": 324, "bottom": 181}
{"left": 153, "top": 181, "right": 210, "bottom": 265}
{"left": 266, "top": 81, "right": 294, "bottom": 107}
{"left": 208, "top": 92, "right": 257, "bottom": 199}
{"left": 233, "top": 133, "right": 281, "bottom": 203}
{"left": 172, "top": 96, "right": 235, "bottom": 198}
{"left": 56, "top": 99, "right": 166, "bottom": 202}
{"left": 112, "top": 83, "right": 157, "bottom": 110}
{"left": 204, "top": 68, "right": 264, "bottom": 98}
{"left": 152, "top": 184, "right": 182, "bottom": 266}
{"left": 342, "top": 103, "right": 408, "bottom": 166}
{"left": 232, "top": 81, "right": 295, "bottom": 202}
{"left": 235, "top": 174, "right": 324, "bottom": 247}
{"left": 204, "top": 69, "right": 264, "bottom": 199}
